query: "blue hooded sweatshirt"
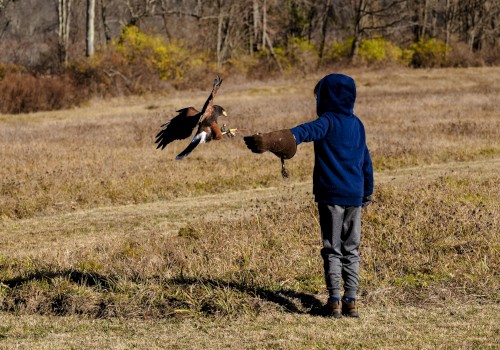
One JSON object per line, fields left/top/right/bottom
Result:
{"left": 290, "top": 74, "right": 374, "bottom": 206}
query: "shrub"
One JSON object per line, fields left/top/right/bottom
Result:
{"left": 273, "top": 46, "right": 292, "bottom": 73}
{"left": 445, "top": 42, "right": 491, "bottom": 67}
{"left": 227, "top": 37, "right": 318, "bottom": 79}
{"left": 409, "top": 37, "right": 450, "bottom": 68}
{"left": 226, "top": 53, "right": 280, "bottom": 81}
{"left": 359, "top": 37, "right": 388, "bottom": 62}
{"left": 323, "top": 38, "right": 353, "bottom": 63}
{"left": 226, "top": 54, "right": 260, "bottom": 77}
{"left": 0, "top": 71, "right": 86, "bottom": 114}
{"left": 285, "top": 37, "right": 318, "bottom": 74}
{"left": 228, "top": 50, "right": 288, "bottom": 80}
{"left": 0, "top": 63, "right": 24, "bottom": 82}
{"left": 358, "top": 37, "right": 412, "bottom": 66}
{"left": 66, "top": 58, "right": 112, "bottom": 98}
{"left": 115, "top": 25, "right": 192, "bottom": 81}
{"left": 66, "top": 25, "right": 214, "bottom": 95}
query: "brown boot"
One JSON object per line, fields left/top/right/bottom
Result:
{"left": 342, "top": 298, "right": 359, "bottom": 318}
{"left": 323, "top": 300, "right": 342, "bottom": 318}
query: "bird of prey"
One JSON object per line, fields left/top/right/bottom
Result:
{"left": 155, "top": 76, "right": 236, "bottom": 159}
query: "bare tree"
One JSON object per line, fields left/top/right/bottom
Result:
{"left": 100, "top": 0, "right": 114, "bottom": 44}
{"left": 0, "top": 0, "right": 8, "bottom": 13}
{"left": 87, "top": 0, "right": 95, "bottom": 57}
{"left": 456, "top": 0, "right": 500, "bottom": 52}
{"left": 317, "top": 0, "right": 333, "bottom": 68}
{"left": 0, "top": 0, "right": 13, "bottom": 40}
{"left": 350, "top": 0, "right": 367, "bottom": 61}
{"left": 58, "top": 0, "right": 72, "bottom": 64}
{"left": 123, "top": 0, "right": 157, "bottom": 26}
{"left": 444, "top": 0, "right": 459, "bottom": 47}
{"left": 347, "top": 0, "right": 410, "bottom": 62}
{"left": 243, "top": 0, "right": 283, "bottom": 71}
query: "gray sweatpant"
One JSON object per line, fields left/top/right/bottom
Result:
{"left": 318, "top": 203, "right": 362, "bottom": 300}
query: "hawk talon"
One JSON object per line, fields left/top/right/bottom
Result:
{"left": 213, "top": 75, "right": 223, "bottom": 88}
{"left": 221, "top": 124, "right": 239, "bottom": 138}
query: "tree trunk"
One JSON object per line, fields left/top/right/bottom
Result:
{"left": 252, "top": 0, "right": 259, "bottom": 52}
{"left": 317, "top": 0, "right": 332, "bottom": 69}
{"left": 217, "top": 9, "right": 224, "bottom": 69}
{"left": 58, "top": 0, "right": 72, "bottom": 64}
{"left": 350, "top": 0, "right": 365, "bottom": 63}
{"left": 445, "top": 0, "right": 453, "bottom": 48}
{"left": 86, "top": 0, "right": 95, "bottom": 57}
{"left": 264, "top": 31, "right": 283, "bottom": 73}
{"left": 351, "top": 33, "right": 361, "bottom": 61}
{"left": 101, "top": 0, "right": 112, "bottom": 44}
{"left": 420, "top": 0, "right": 428, "bottom": 38}
{"left": 262, "top": 0, "right": 266, "bottom": 50}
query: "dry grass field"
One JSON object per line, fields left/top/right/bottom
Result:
{"left": 1, "top": 67, "right": 499, "bottom": 349}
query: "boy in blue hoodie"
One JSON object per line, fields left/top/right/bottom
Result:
{"left": 244, "top": 73, "right": 374, "bottom": 318}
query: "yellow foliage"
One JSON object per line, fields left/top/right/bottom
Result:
{"left": 324, "top": 38, "right": 353, "bottom": 61}
{"left": 114, "top": 25, "right": 194, "bottom": 81}
{"left": 409, "top": 37, "right": 450, "bottom": 67}
{"left": 359, "top": 37, "right": 410, "bottom": 65}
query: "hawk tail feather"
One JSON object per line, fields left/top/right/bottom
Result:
{"left": 176, "top": 131, "right": 207, "bottom": 160}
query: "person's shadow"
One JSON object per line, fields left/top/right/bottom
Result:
{"left": 169, "top": 276, "right": 325, "bottom": 316}
{"left": 2, "top": 270, "right": 325, "bottom": 316}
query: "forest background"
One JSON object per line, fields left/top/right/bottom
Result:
{"left": 0, "top": 0, "right": 499, "bottom": 114}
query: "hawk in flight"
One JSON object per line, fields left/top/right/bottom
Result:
{"left": 155, "top": 76, "right": 235, "bottom": 159}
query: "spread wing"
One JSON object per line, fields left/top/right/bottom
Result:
{"left": 155, "top": 107, "right": 201, "bottom": 150}
{"left": 199, "top": 75, "right": 223, "bottom": 124}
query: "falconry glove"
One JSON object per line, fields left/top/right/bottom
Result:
{"left": 243, "top": 129, "right": 297, "bottom": 159}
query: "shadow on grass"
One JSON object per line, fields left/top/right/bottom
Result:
{"left": 2, "top": 269, "right": 115, "bottom": 292}
{"left": 1, "top": 271, "right": 324, "bottom": 316}
{"left": 168, "top": 276, "right": 325, "bottom": 316}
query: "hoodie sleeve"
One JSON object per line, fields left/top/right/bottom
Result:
{"left": 363, "top": 146, "right": 374, "bottom": 197}
{"left": 290, "top": 115, "right": 330, "bottom": 145}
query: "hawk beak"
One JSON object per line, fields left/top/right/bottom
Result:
{"left": 222, "top": 110, "right": 228, "bottom": 117}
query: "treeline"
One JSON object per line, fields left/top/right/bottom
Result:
{"left": 0, "top": 0, "right": 499, "bottom": 113}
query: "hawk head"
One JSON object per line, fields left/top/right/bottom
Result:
{"left": 213, "top": 105, "right": 228, "bottom": 119}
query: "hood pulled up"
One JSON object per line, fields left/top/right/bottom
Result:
{"left": 316, "top": 74, "right": 356, "bottom": 116}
